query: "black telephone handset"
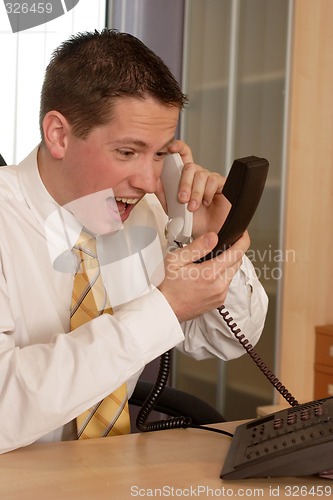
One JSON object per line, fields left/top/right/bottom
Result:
{"left": 160, "top": 153, "right": 269, "bottom": 251}
{"left": 201, "top": 155, "right": 269, "bottom": 260}
{"left": 221, "top": 396, "right": 333, "bottom": 479}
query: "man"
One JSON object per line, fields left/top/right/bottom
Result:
{"left": 0, "top": 29, "right": 268, "bottom": 453}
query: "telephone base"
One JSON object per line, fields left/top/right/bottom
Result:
{"left": 221, "top": 397, "right": 333, "bottom": 479}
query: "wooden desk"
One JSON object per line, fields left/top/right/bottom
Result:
{"left": 0, "top": 422, "right": 331, "bottom": 499}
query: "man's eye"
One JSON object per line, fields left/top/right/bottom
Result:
{"left": 155, "top": 151, "right": 168, "bottom": 160}
{"left": 117, "top": 150, "right": 134, "bottom": 158}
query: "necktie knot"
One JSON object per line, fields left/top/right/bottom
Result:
{"left": 71, "top": 229, "right": 106, "bottom": 319}
{"left": 73, "top": 230, "right": 98, "bottom": 272}
{"left": 73, "top": 229, "right": 97, "bottom": 257}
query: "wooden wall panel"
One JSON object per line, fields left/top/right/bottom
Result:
{"left": 277, "top": 0, "right": 333, "bottom": 403}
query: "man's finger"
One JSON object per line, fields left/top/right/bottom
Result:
{"left": 169, "top": 232, "right": 218, "bottom": 268}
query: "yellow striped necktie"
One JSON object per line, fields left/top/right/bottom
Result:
{"left": 70, "top": 229, "right": 130, "bottom": 439}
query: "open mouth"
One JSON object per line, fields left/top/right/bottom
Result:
{"left": 114, "top": 197, "right": 139, "bottom": 217}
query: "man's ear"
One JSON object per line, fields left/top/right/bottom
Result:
{"left": 42, "top": 111, "right": 70, "bottom": 159}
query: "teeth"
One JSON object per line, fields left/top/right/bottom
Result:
{"left": 115, "top": 197, "right": 138, "bottom": 204}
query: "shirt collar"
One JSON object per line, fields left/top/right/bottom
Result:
{"left": 18, "top": 146, "right": 82, "bottom": 272}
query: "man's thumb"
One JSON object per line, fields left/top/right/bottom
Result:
{"left": 174, "top": 232, "right": 218, "bottom": 266}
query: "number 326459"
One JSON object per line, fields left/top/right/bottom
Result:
{"left": 5, "top": 3, "right": 53, "bottom": 15}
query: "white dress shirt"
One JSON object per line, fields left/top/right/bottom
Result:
{"left": 0, "top": 147, "right": 268, "bottom": 453}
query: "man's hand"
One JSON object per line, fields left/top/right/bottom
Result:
{"left": 165, "top": 140, "right": 230, "bottom": 238}
{"left": 158, "top": 231, "right": 250, "bottom": 322}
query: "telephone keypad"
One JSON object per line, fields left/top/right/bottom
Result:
{"left": 232, "top": 398, "right": 333, "bottom": 467}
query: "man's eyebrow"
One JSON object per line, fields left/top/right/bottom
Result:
{"left": 109, "top": 138, "right": 175, "bottom": 149}
{"left": 110, "top": 138, "right": 147, "bottom": 147}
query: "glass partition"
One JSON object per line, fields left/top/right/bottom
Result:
{"left": 174, "top": 0, "right": 290, "bottom": 419}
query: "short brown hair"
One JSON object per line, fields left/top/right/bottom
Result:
{"left": 40, "top": 29, "right": 187, "bottom": 139}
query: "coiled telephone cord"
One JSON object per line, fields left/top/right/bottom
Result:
{"left": 136, "top": 305, "right": 299, "bottom": 434}
{"left": 136, "top": 349, "right": 192, "bottom": 432}
{"left": 217, "top": 306, "right": 299, "bottom": 407}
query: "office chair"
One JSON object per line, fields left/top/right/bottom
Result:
{"left": 0, "top": 154, "right": 6, "bottom": 166}
{"left": 129, "top": 349, "right": 225, "bottom": 432}
{"left": 129, "top": 379, "right": 225, "bottom": 427}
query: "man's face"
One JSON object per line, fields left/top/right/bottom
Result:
{"left": 61, "top": 96, "right": 180, "bottom": 223}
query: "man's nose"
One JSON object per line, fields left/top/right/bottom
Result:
{"left": 132, "top": 161, "right": 160, "bottom": 193}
